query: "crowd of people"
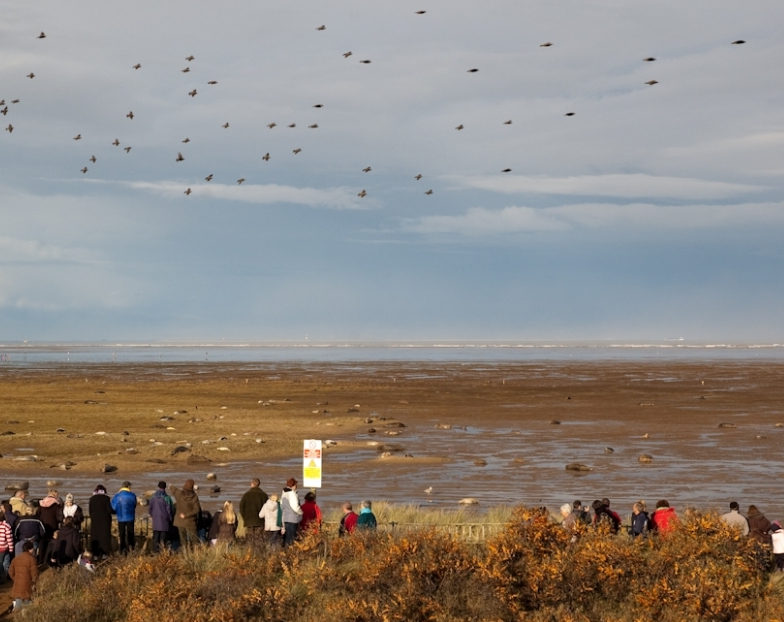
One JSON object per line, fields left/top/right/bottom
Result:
{"left": 0, "top": 477, "right": 378, "bottom": 612}
{"left": 2, "top": 484, "right": 783, "bottom": 614}
{"left": 556, "top": 497, "right": 784, "bottom": 571}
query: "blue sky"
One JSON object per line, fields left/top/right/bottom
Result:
{"left": 1, "top": 0, "right": 783, "bottom": 341}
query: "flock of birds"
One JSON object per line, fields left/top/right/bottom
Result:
{"left": 2, "top": 21, "right": 749, "bottom": 200}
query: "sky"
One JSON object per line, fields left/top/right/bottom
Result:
{"left": 1, "top": 0, "right": 783, "bottom": 342}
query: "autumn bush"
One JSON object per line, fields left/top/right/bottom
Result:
{"left": 22, "top": 507, "right": 784, "bottom": 622}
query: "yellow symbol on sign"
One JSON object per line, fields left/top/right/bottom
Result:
{"left": 308, "top": 459, "right": 317, "bottom": 467}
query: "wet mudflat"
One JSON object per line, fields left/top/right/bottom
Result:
{"left": 1, "top": 360, "right": 783, "bottom": 517}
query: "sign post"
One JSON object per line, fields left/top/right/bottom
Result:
{"left": 303, "top": 439, "right": 322, "bottom": 488}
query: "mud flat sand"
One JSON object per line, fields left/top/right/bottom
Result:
{"left": 1, "top": 361, "right": 783, "bottom": 517}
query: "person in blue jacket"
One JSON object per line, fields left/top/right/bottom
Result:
{"left": 111, "top": 482, "right": 137, "bottom": 553}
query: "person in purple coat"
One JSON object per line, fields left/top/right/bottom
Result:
{"left": 148, "top": 481, "right": 175, "bottom": 553}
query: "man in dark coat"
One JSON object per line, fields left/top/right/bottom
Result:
{"left": 171, "top": 479, "right": 201, "bottom": 549}
{"left": 239, "top": 478, "right": 268, "bottom": 543}
{"left": 89, "top": 484, "right": 114, "bottom": 558}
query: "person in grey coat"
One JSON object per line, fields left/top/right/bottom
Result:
{"left": 280, "top": 478, "right": 302, "bottom": 547}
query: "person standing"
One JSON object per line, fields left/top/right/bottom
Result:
{"left": 299, "top": 492, "right": 322, "bottom": 535}
{"left": 208, "top": 501, "right": 238, "bottom": 545}
{"left": 148, "top": 481, "right": 175, "bottom": 553}
{"left": 720, "top": 502, "right": 750, "bottom": 536}
{"left": 259, "top": 494, "right": 283, "bottom": 544}
{"left": 771, "top": 522, "right": 784, "bottom": 572}
{"left": 281, "top": 479, "right": 302, "bottom": 547}
{"left": 62, "top": 494, "right": 85, "bottom": 530}
{"left": 10, "top": 490, "right": 33, "bottom": 517}
{"left": 171, "top": 479, "right": 201, "bottom": 549}
{"left": 239, "top": 478, "right": 268, "bottom": 543}
{"left": 89, "top": 484, "right": 114, "bottom": 558}
{"left": 0, "top": 513, "right": 12, "bottom": 584}
{"left": 356, "top": 500, "right": 377, "bottom": 530}
{"left": 13, "top": 508, "right": 45, "bottom": 557}
{"left": 111, "top": 482, "right": 137, "bottom": 553}
{"left": 650, "top": 500, "right": 678, "bottom": 535}
{"left": 8, "top": 541, "right": 38, "bottom": 612}
{"left": 339, "top": 502, "right": 359, "bottom": 536}
{"left": 38, "top": 490, "right": 64, "bottom": 539}
{"left": 630, "top": 501, "right": 651, "bottom": 538}
{"left": 746, "top": 505, "right": 772, "bottom": 545}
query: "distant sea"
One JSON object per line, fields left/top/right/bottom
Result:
{"left": 1, "top": 341, "right": 784, "bottom": 365}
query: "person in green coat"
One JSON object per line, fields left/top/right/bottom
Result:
{"left": 356, "top": 500, "right": 377, "bottom": 530}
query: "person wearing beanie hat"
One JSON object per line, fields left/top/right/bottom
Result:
{"left": 111, "top": 482, "right": 137, "bottom": 554}
{"left": 89, "top": 485, "right": 113, "bottom": 559}
{"left": 171, "top": 480, "right": 201, "bottom": 548}
{"left": 62, "top": 493, "right": 84, "bottom": 530}
{"left": 148, "top": 481, "right": 175, "bottom": 553}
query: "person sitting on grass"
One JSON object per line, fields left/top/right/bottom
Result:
{"left": 339, "top": 502, "right": 359, "bottom": 536}
{"left": 356, "top": 500, "right": 377, "bottom": 530}
{"left": 8, "top": 540, "right": 38, "bottom": 612}
{"left": 650, "top": 500, "right": 678, "bottom": 535}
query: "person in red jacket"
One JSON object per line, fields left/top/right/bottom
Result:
{"left": 339, "top": 502, "right": 359, "bottom": 536}
{"left": 650, "top": 500, "right": 678, "bottom": 534}
{"left": 299, "top": 492, "right": 322, "bottom": 534}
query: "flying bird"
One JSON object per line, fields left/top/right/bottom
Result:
{"left": 316, "top": 25, "right": 326, "bottom": 31}
{"left": 10, "top": 100, "right": 19, "bottom": 104}
{"left": 467, "top": 68, "right": 479, "bottom": 73}
{"left": 288, "top": 123, "right": 296, "bottom": 128}
{"left": 262, "top": 153, "right": 270, "bottom": 161}
{"left": 237, "top": 178, "right": 245, "bottom": 184}
{"left": 89, "top": 155, "right": 96, "bottom": 163}
{"left": 455, "top": 124, "right": 464, "bottom": 130}
{"left": 73, "top": 134, "right": 81, "bottom": 140}
{"left": 182, "top": 137, "right": 190, "bottom": 143}
{"left": 309, "top": 123, "right": 318, "bottom": 128}
{"left": 27, "top": 73, "right": 35, "bottom": 79}
{"left": 362, "top": 167, "right": 372, "bottom": 173}
{"left": 643, "top": 57, "right": 656, "bottom": 62}
{"left": 424, "top": 486, "right": 432, "bottom": 494}
{"left": 313, "top": 104, "right": 323, "bottom": 108}
{"left": 503, "top": 120, "right": 512, "bottom": 125}
{"left": 186, "top": 55, "right": 195, "bottom": 61}
{"left": 425, "top": 189, "right": 433, "bottom": 195}
{"left": 732, "top": 40, "right": 745, "bottom": 44}
{"left": 81, "top": 167, "right": 88, "bottom": 174}
{"left": 124, "top": 146, "right": 131, "bottom": 152}
{"left": 184, "top": 188, "right": 192, "bottom": 195}
{"left": 0, "top": 107, "right": 8, "bottom": 116}
{"left": 176, "top": 152, "right": 184, "bottom": 162}
{"left": 37, "top": 32, "right": 46, "bottom": 39}
{"left": 188, "top": 89, "right": 197, "bottom": 97}
{"left": 126, "top": 111, "right": 134, "bottom": 119}
{"left": 205, "top": 174, "right": 213, "bottom": 181}
{"left": 293, "top": 148, "right": 302, "bottom": 154}
{"left": 343, "top": 51, "right": 353, "bottom": 58}
{"left": 501, "top": 168, "right": 512, "bottom": 173}
{"left": 181, "top": 67, "right": 190, "bottom": 73}
{"left": 222, "top": 122, "right": 229, "bottom": 128}
{"left": 414, "top": 174, "right": 422, "bottom": 180}
{"left": 5, "top": 124, "right": 13, "bottom": 133}
{"left": 564, "top": 112, "right": 575, "bottom": 116}
{"left": 267, "top": 122, "right": 277, "bottom": 129}
{"left": 358, "top": 189, "right": 367, "bottom": 197}
{"left": 133, "top": 63, "right": 141, "bottom": 70}
{"left": 112, "top": 139, "right": 120, "bottom": 146}
{"left": 645, "top": 80, "right": 658, "bottom": 85}
{"left": 415, "top": 11, "right": 426, "bottom": 14}
{"left": 540, "top": 42, "right": 553, "bottom": 47}
{"left": 207, "top": 81, "right": 217, "bottom": 85}
{"left": 360, "top": 59, "right": 371, "bottom": 64}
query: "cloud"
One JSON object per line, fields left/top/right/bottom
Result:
{"left": 450, "top": 174, "right": 765, "bottom": 200}
{"left": 0, "top": 235, "right": 95, "bottom": 263}
{"left": 119, "top": 180, "right": 374, "bottom": 210}
{"left": 407, "top": 201, "right": 784, "bottom": 235}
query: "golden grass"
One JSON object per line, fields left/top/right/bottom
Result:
{"left": 22, "top": 507, "right": 784, "bottom": 622}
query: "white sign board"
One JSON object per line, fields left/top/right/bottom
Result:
{"left": 303, "top": 439, "right": 322, "bottom": 488}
